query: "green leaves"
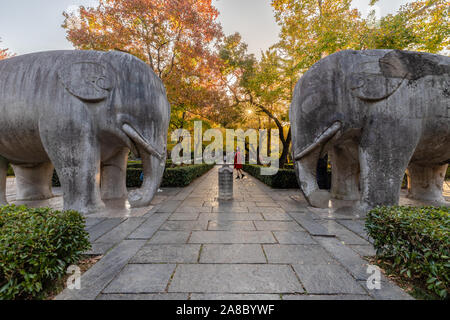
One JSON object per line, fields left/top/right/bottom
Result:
{"left": 126, "top": 164, "right": 214, "bottom": 188}
{"left": 0, "top": 205, "right": 90, "bottom": 300}
{"left": 366, "top": 206, "right": 449, "bottom": 299}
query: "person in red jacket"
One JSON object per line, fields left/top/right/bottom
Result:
{"left": 234, "top": 147, "right": 245, "bottom": 179}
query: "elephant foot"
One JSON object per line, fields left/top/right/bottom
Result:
{"left": 306, "top": 190, "right": 331, "bottom": 208}
{"left": 15, "top": 192, "right": 54, "bottom": 202}
{"left": 334, "top": 202, "right": 373, "bottom": 218}
{"left": 67, "top": 201, "right": 106, "bottom": 215}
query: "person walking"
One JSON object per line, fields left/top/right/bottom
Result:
{"left": 234, "top": 147, "right": 245, "bottom": 179}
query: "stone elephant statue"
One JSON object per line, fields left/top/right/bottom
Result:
{"left": 290, "top": 49, "right": 449, "bottom": 210}
{"left": 0, "top": 50, "right": 170, "bottom": 214}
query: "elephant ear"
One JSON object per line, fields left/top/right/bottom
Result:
{"left": 348, "top": 72, "right": 404, "bottom": 102}
{"left": 58, "top": 62, "right": 115, "bottom": 102}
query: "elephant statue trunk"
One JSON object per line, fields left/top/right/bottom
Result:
{"left": 128, "top": 148, "right": 165, "bottom": 208}
{"left": 294, "top": 121, "right": 342, "bottom": 208}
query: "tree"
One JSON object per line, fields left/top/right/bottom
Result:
{"left": 271, "top": 0, "right": 449, "bottom": 74}
{"left": 0, "top": 38, "right": 13, "bottom": 60}
{"left": 218, "top": 33, "right": 293, "bottom": 167}
{"left": 363, "top": 0, "right": 449, "bottom": 53}
{"left": 63, "top": 0, "right": 227, "bottom": 129}
{"left": 271, "top": 0, "right": 366, "bottom": 73}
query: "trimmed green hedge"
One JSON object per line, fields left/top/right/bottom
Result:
{"left": 242, "top": 164, "right": 299, "bottom": 189}
{"left": 51, "top": 163, "right": 214, "bottom": 188}
{"left": 6, "top": 164, "right": 13, "bottom": 177}
{"left": 0, "top": 205, "right": 90, "bottom": 300}
{"left": 366, "top": 206, "right": 449, "bottom": 299}
{"left": 127, "top": 163, "right": 214, "bottom": 188}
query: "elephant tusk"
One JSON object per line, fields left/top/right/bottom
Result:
{"left": 294, "top": 121, "right": 342, "bottom": 161}
{"left": 122, "top": 123, "right": 164, "bottom": 160}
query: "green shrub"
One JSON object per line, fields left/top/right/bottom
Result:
{"left": 365, "top": 206, "right": 449, "bottom": 299}
{"left": 0, "top": 205, "right": 90, "bottom": 300}
{"left": 52, "top": 170, "right": 60, "bottom": 187}
{"left": 6, "top": 164, "right": 14, "bottom": 177}
{"left": 161, "top": 164, "right": 214, "bottom": 187}
{"left": 126, "top": 164, "right": 214, "bottom": 188}
{"left": 242, "top": 164, "right": 299, "bottom": 189}
{"left": 126, "top": 168, "right": 143, "bottom": 187}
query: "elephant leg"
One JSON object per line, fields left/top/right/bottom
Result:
{"left": 101, "top": 148, "right": 129, "bottom": 201}
{"left": 330, "top": 144, "right": 360, "bottom": 201}
{"left": 358, "top": 119, "right": 419, "bottom": 209}
{"left": 406, "top": 163, "right": 448, "bottom": 203}
{"left": 0, "top": 156, "right": 8, "bottom": 205}
{"left": 45, "top": 134, "right": 105, "bottom": 215}
{"left": 12, "top": 162, "right": 54, "bottom": 201}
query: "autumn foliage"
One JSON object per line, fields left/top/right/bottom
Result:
{"left": 63, "top": 0, "right": 231, "bottom": 128}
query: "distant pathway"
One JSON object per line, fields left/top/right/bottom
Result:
{"left": 47, "top": 166, "right": 416, "bottom": 300}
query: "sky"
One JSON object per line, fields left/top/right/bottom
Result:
{"left": 0, "top": 0, "right": 413, "bottom": 57}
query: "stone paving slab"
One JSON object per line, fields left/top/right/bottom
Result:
{"left": 190, "top": 293, "right": 281, "bottom": 300}
{"left": 169, "top": 212, "right": 200, "bottom": 220}
{"left": 198, "top": 213, "right": 264, "bottom": 221}
{"left": 189, "top": 231, "right": 277, "bottom": 244}
{"left": 317, "top": 220, "right": 370, "bottom": 245}
{"left": 168, "top": 264, "right": 304, "bottom": 293}
{"left": 131, "top": 244, "right": 201, "bottom": 263}
{"left": 337, "top": 219, "right": 372, "bottom": 242}
{"left": 88, "top": 218, "right": 125, "bottom": 242}
{"left": 156, "top": 200, "right": 182, "bottom": 213}
{"left": 56, "top": 240, "right": 146, "bottom": 300}
{"left": 95, "top": 217, "right": 147, "bottom": 243}
{"left": 85, "top": 217, "right": 106, "bottom": 229}
{"left": 127, "top": 213, "right": 170, "bottom": 239}
{"left": 254, "top": 221, "right": 304, "bottom": 231}
{"left": 288, "top": 213, "right": 334, "bottom": 236}
{"left": 103, "top": 264, "right": 177, "bottom": 293}
{"left": 199, "top": 244, "right": 267, "bottom": 263}
{"left": 208, "top": 220, "right": 256, "bottom": 231}
{"left": 272, "top": 231, "right": 317, "bottom": 245}
{"left": 175, "top": 206, "right": 212, "bottom": 213}
{"left": 282, "top": 294, "right": 372, "bottom": 300}
{"left": 292, "top": 264, "right": 366, "bottom": 294}
{"left": 97, "top": 293, "right": 189, "bottom": 300}
{"left": 357, "top": 280, "right": 414, "bottom": 300}
{"left": 262, "top": 213, "right": 293, "bottom": 221}
{"left": 160, "top": 220, "right": 208, "bottom": 231}
{"left": 148, "top": 231, "right": 191, "bottom": 244}
{"left": 213, "top": 206, "right": 249, "bottom": 213}
{"left": 348, "top": 244, "right": 377, "bottom": 257}
{"left": 263, "top": 245, "right": 338, "bottom": 265}
{"left": 84, "top": 242, "right": 115, "bottom": 255}
{"left": 248, "top": 207, "right": 286, "bottom": 214}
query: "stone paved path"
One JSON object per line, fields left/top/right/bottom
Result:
{"left": 46, "top": 166, "right": 422, "bottom": 300}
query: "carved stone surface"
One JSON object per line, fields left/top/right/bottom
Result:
{"left": 218, "top": 164, "right": 234, "bottom": 200}
{"left": 290, "top": 49, "right": 450, "bottom": 211}
{"left": 0, "top": 50, "right": 170, "bottom": 214}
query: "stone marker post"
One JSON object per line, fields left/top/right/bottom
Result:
{"left": 218, "top": 164, "right": 233, "bottom": 200}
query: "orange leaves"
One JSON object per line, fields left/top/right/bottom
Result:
{"left": 62, "top": 0, "right": 226, "bottom": 126}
